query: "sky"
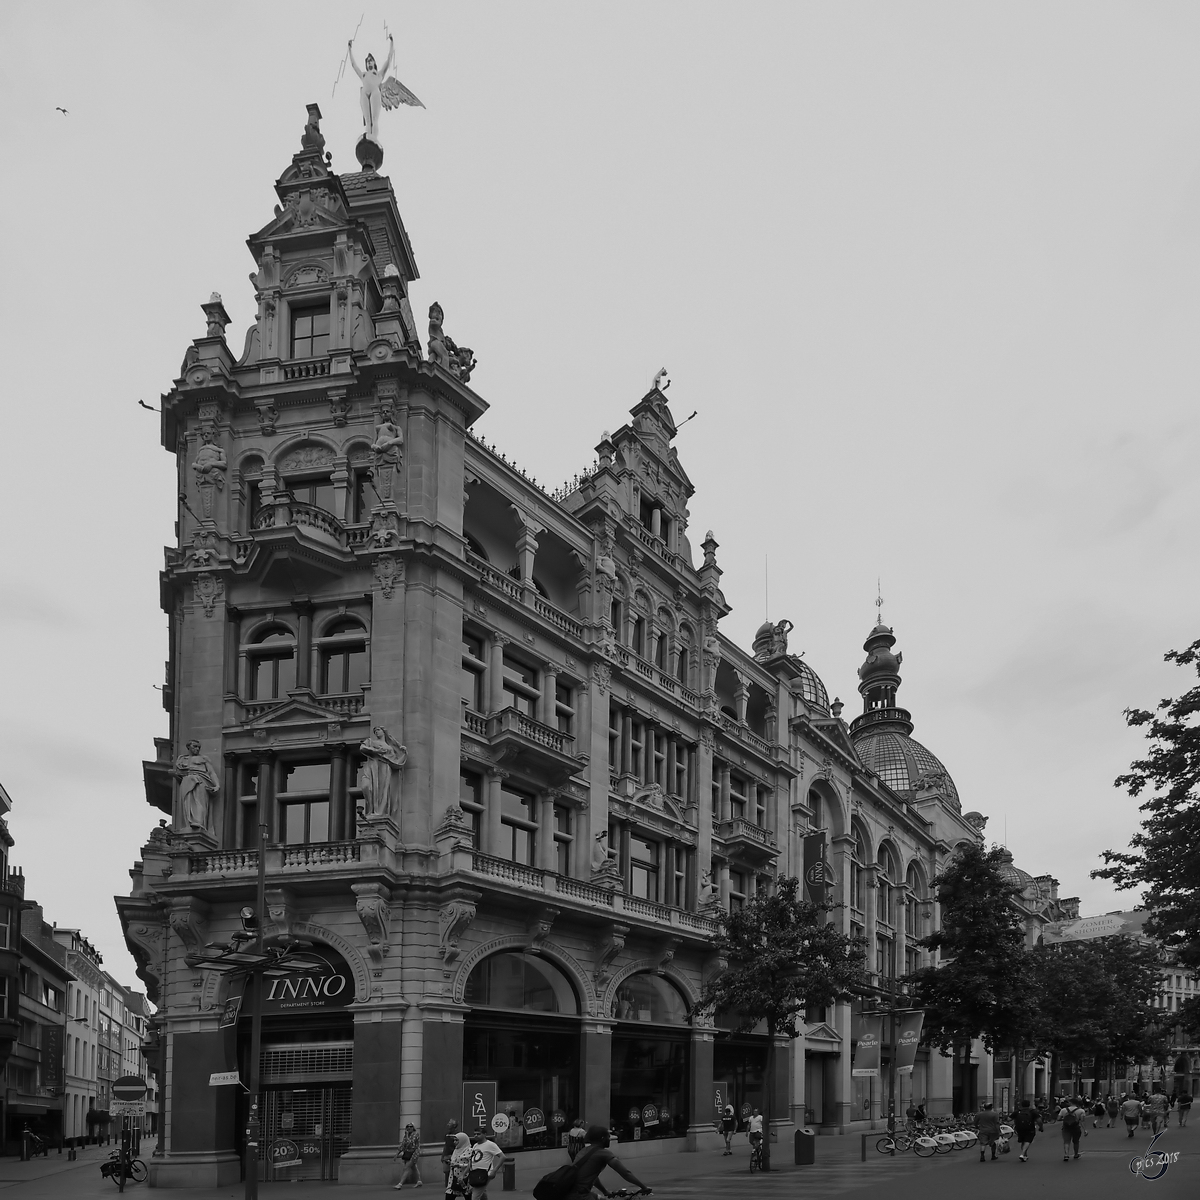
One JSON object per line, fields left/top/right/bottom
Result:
{"left": 2, "top": 2, "right": 1198, "bottom": 983}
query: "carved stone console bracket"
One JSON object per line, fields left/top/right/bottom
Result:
{"left": 351, "top": 882, "right": 391, "bottom": 973}
{"left": 439, "top": 892, "right": 480, "bottom": 977}
{"left": 523, "top": 905, "right": 560, "bottom": 951}
{"left": 594, "top": 922, "right": 629, "bottom": 988}
{"left": 167, "top": 897, "right": 212, "bottom": 956}
{"left": 658, "top": 935, "right": 683, "bottom": 970}
{"left": 265, "top": 886, "right": 300, "bottom": 942}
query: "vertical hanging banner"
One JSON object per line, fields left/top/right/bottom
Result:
{"left": 41, "top": 1025, "right": 64, "bottom": 1093}
{"left": 803, "top": 833, "right": 831, "bottom": 904}
{"left": 894, "top": 1011, "right": 924, "bottom": 1075}
{"left": 852, "top": 1016, "right": 883, "bottom": 1077}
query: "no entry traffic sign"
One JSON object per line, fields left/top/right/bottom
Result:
{"left": 113, "top": 1076, "right": 147, "bottom": 1102}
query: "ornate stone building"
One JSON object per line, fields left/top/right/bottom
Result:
{"left": 116, "top": 102, "right": 1061, "bottom": 1187}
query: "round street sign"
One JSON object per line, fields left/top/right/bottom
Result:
{"left": 113, "top": 1076, "right": 147, "bottom": 1102}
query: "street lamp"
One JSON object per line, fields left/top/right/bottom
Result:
{"left": 183, "top": 820, "right": 322, "bottom": 1200}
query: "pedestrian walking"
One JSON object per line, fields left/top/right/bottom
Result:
{"left": 1013, "top": 1099, "right": 1042, "bottom": 1162}
{"left": 974, "top": 1102, "right": 1002, "bottom": 1162}
{"left": 1149, "top": 1090, "right": 1169, "bottom": 1134}
{"left": 1120, "top": 1094, "right": 1142, "bottom": 1137}
{"left": 1059, "top": 1098, "right": 1084, "bottom": 1160}
{"left": 1165, "top": 1092, "right": 1176, "bottom": 1127}
{"left": 439, "top": 1121, "right": 459, "bottom": 1194}
{"left": 1105, "top": 1095, "right": 1119, "bottom": 1128}
{"left": 444, "top": 1132, "right": 471, "bottom": 1200}
{"left": 566, "top": 1118, "right": 586, "bottom": 1162}
{"left": 719, "top": 1105, "right": 736, "bottom": 1155}
{"left": 466, "top": 1131, "right": 505, "bottom": 1200}
{"left": 394, "top": 1122, "right": 422, "bottom": 1190}
{"left": 1090, "top": 1099, "right": 1105, "bottom": 1129}
{"left": 1178, "top": 1092, "right": 1192, "bottom": 1127}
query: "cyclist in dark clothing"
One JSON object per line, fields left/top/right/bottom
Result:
{"left": 569, "top": 1126, "right": 652, "bottom": 1198}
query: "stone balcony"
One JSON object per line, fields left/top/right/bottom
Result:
{"left": 713, "top": 816, "right": 778, "bottom": 865}
{"left": 466, "top": 707, "right": 580, "bottom": 784}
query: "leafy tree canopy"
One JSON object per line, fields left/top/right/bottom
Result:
{"left": 1094, "top": 639, "right": 1200, "bottom": 971}
{"left": 910, "top": 842, "right": 1037, "bottom": 1053}
{"left": 695, "top": 875, "right": 865, "bottom": 1037}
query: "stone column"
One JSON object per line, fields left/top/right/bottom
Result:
{"left": 696, "top": 730, "right": 715, "bottom": 896}
{"left": 581, "top": 1018, "right": 616, "bottom": 1127}
{"left": 330, "top": 748, "right": 348, "bottom": 841}
{"left": 420, "top": 1005, "right": 468, "bottom": 1151}
{"left": 485, "top": 768, "right": 507, "bottom": 858}
{"left": 541, "top": 663, "right": 559, "bottom": 727}
{"left": 718, "top": 763, "right": 731, "bottom": 822}
{"left": 687, "top": 1025, "right": 719, "bottom": 1150}
{"left": 337, "top": 1005, "right": 405, "bottom": 1185}
{"left": 537, "top": 792, "right": 557, "bottom": 872}
{"left": 489, "top": 634, "right": 508, "bottom": 714}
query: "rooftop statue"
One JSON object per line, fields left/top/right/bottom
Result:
{"left": 348, "top": 33, "right": 425, "bottom": 146}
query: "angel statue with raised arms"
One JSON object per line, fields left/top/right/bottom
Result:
{"left": 348, "top": 32, "right": 425, "bottom": 144}
{"left": 357, "top": 726, "right": 407, "bottom": 820}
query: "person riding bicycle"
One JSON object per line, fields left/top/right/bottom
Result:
{"left": 566, "top": 1125, "right": 652, "bottom": 1198}
{"left": 746, "top": 1108, "right": 764, "bottom": 1154}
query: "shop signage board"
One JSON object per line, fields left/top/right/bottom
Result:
{"left": 712, "top": 1081, "right": 732, "bottom": 1116}
{"left": 262, "top": 948, "right": 353, "bottom": 1014}
{"left": 41, "top": 1026, "right": 64, "bottom": 1093}
{"left": 218, "top": 994, "right": 242, "bottom": 1029}
{"left": 803, "top": 833, "right": 832, "bottom": 904}
{"left": 209, "top": 1071, "right": 241, "bottom": 1087}
{"left": 463, "top": 1082, "right": 497, "bottom": 1136}
{"left": 523, "top": 1108, "right": 546, "bottom": 1134}
{"left": 852, "top": 1017, "right": 882, "bottom": 1077}
{"left": 111, "top": 1100, "right": 145, "bottom": 1117}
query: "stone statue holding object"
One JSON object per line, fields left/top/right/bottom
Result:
{"left": 357, "top": 726, "right": 407, "bottom": 820}
{"left": 175, "top": 740, "right": 219, "bottom": 833}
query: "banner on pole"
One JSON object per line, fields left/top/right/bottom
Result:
{"left": 852, "top": 1016, "right": 882, "bottom": 1077}
{"left": 894, "top": 1011, "right": 924, "bottom": 1075}
{"left": 802, "top": 833, "right": 832, "bottom": 904}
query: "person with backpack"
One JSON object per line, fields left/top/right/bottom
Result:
{"left": 1105, "top": 1095, "right": 1119, "bottom": 1128}
{"left": 1012, "top": 1099, "right": 1042, "bottom": 1162}
{"left": 1059, "top": 1098, "right": 1084, "bottom": 1160}
{"left": 533, "top": 1125, "right": 652, "bottom": 1200}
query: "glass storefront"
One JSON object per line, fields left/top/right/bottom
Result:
{"left": 713, "top": 1031, "right": 768, "bottom": 1125}
{"left": 463, "top": 952, "right": 581, "bottom": 1152}
{"left": 609, "top": 973, "right": 690, "bottom": 1141}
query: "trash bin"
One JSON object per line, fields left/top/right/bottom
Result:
{"left": 794, "top": 1127, "right": 816, "bottom": 1165}
{"left": 502, "top": 1155, "right": 516, "bottom": 1191}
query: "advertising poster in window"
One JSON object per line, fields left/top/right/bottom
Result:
{"left": 463, "top": 1082, "right": 497, "bottom": 1137}
{"left": 41, "top": 1024, "right": 64, "bottom": 1093}
{"left": 852, "top": 1017, "right": 882, "bottom": 1078}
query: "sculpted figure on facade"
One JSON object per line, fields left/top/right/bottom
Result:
{"left": 356, "top": 726, "right": 407, "bottom": 819}
{"left": 175, "top": 740, "right": 219, "bottom": 833}
{"left": 370, "top": 409, "right": 404, "bottom": 500}
{"left": 348, "top": 34, "right": 424, "bottom": 147}
{"left": 191, "top": 429, "right": 227, "bottom": 517}
{"left": 427, "top": 302, "right": 451, "bottom": 369}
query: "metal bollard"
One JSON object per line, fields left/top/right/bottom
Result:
{"left": 501, "top": 1155, "right": 516, "bottom": 1190}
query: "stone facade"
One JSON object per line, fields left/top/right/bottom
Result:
{"left": 117, "top": 104, "right": 1062, "bottom": 1187}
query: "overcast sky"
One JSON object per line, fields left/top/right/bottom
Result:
{"left": 3, "top": 2, "right": 1198, "bottom": 983}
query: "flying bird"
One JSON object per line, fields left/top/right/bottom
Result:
{"left": 55, "top": 107, "right": 68, "bottom": 115}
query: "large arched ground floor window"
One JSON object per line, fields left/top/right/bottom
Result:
{"left": 463, "top": 951, "right": 581, "bottom": 1152}
{"left": 610, "top": 973, "right": 691, "bottom": 1141}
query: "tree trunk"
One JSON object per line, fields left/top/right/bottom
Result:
{"left": 762, "top": 1015, "right": 775, "bottom": 1171}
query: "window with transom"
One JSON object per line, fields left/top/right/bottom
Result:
{"left": 500, "top": 784, "right": 537, "bottom": 865}
{"left": 291, "top": 303, "right": 330, "bottom": 359}
{"left": 630, "top": 834, "right": 660, "bottom": 901}
{"left": 462, "top": 630, "right": 486, "bottom": 712}
{"left": 245, "top": 626, "right": 296, "bottom": 701}
{"left": 501, "top": 654, "right": 539, "bottom": 717}
{"left": 278, "top": 761, "right": 331, "bottom": 844}
{"left": 318, "top": 618, "right": 368, "bottom": 694}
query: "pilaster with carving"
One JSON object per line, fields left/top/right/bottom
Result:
{"left": 594, "top": 922, "right": 628, "bottom": 988}
{"left": 351, "top": 882, "right": 391, "bottom": 972}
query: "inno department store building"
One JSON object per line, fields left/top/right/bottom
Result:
{"left": 115, "top": 101, "right": 1049, "bottom": 1188}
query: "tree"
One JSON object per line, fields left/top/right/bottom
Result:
{"left": 1094, "top": 639, "right": 1200, "bottom": 970}
{"left": 909, "top": 843, "right": 1037, "bottom": 1111}
{"left": 694, "top": 876, "right": 866, "bottom": 1171}
{"left": 1028, "top": 936, "right": 1164, "bottom": 1093}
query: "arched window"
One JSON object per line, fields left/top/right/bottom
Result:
{"left": 877, "top": 846, "right": 897, "bottom": 924}
{"left": 246, "top": 626, "right": 296, "bottom": 701}
{"left": 464, "top": 952, "right": 579, "bottom": 1014}
{"left": 851, "top": 827, "right": 868, "bottom": 913}
{"left": 610, "top": 597, "right": 624, "bottom": 638}
{"left": 632, "top": 615, "right": 646, "bottom": 657}
{"left": 318, "top": 619, "right": 368, "bottom": 694}
{"left": 905, "top": 864, "right": 926, "bottom": 974}
{"left": 676, "top": 627, "right": 692, "bottom": 686}
{"left": 612, "top": 973, "right": 689, "bottom": 1025}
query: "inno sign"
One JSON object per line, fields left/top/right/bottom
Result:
{"left": 262, "top": 949, "right": 353, "bottom": 1012}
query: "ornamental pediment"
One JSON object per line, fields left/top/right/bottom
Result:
{"left": 239, "top": 693, "right": 367, "bottom": 732}
{"left": 803, "top": 1021, "right": 841, "bottom": 1044}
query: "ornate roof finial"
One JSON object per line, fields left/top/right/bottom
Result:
{"left": 875, "top": 577, "right": 884, "bottom": 626}
{"left": 346, "top": 23, "right": 425, "bottom": 171}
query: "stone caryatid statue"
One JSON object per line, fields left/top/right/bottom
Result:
{"left": 356, "top": 726, "right": 407, "bottom": 820}
{"left": 370, "top": 410, "right": 404, "bottom": 500}
{"left": 174, "top": 741, "right": 219, "bottom": 834}
{"left": 348, "top": 33, "right": 424, "bottom": 166}
{"left": 191, "top": 429, "right": 227, "bottom": 518}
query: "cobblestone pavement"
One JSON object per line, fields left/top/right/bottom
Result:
{"left": 0, "top": 1120, "right": 1195, "bottom": 1198}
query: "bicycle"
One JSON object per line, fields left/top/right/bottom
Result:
{"left": 100, "top": 1151, "right": 148, "bottom": 1185}
{"left": 875, "top": 1131, "right": 913, "bottom": 1155}
{"left": 749, "top": 1137, "right": 765, "bottom": 1172}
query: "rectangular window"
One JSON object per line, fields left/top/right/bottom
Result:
{"left": 608, "top": 706, "right": 621, "bottom": 772}
{"left": 673, "top": 744, "right": 688, "bottom": 800}
{"left": 459, "top": 771, "right": 484, "bottom": 845}
{"left": 554, "top": 804, "right": 572, "bottom": 875}
{"left": 554, "top": 681, "right": 575, "bottom": 735}
{"left": 278, "top": 761, "right": 332, "bottom": 845}
{"left": 252, "top": 649, "right": 295, "bottom": 701}
{"left": 462, "top": 632, "right": 486, "bottom": 712}
{"left": 728, "top": 870, "right": 747, "bottom": 912}
{"left": 630, "top": 721, "right": 645, "bottom": 780}
{"left": 729, "top": 775, "right": 747, "bottom": 822}
{"left": 0, "top": 909, "right": 8, "bottom": 950}
{"left": 671, "top": 847, "right": 687, "bottom": 908}
{"left": 42, "top": 983, "right": 62, "bottom": 1011}
{"left": 291, "top": 304, "right": 330, "bottom": 359}
{"left": 353, "top": 471, "right": 374, "bottom": 523}
{"left": 754, "top": 786, "right": 767, "bottom": 828}
{"left": 500, "top": 785, "right": 537, "bottom": 865}
{"left": 501, "top": 654, "right": 539, "bottom": 717}
{"left": 651, "top": 732, "right": 666, "bottom": 787}
{"left": 289, "top": 477, "right": 336, "bottom": 514}
{"left": 630, "top": 835, "right": 659, "bottom": 901}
